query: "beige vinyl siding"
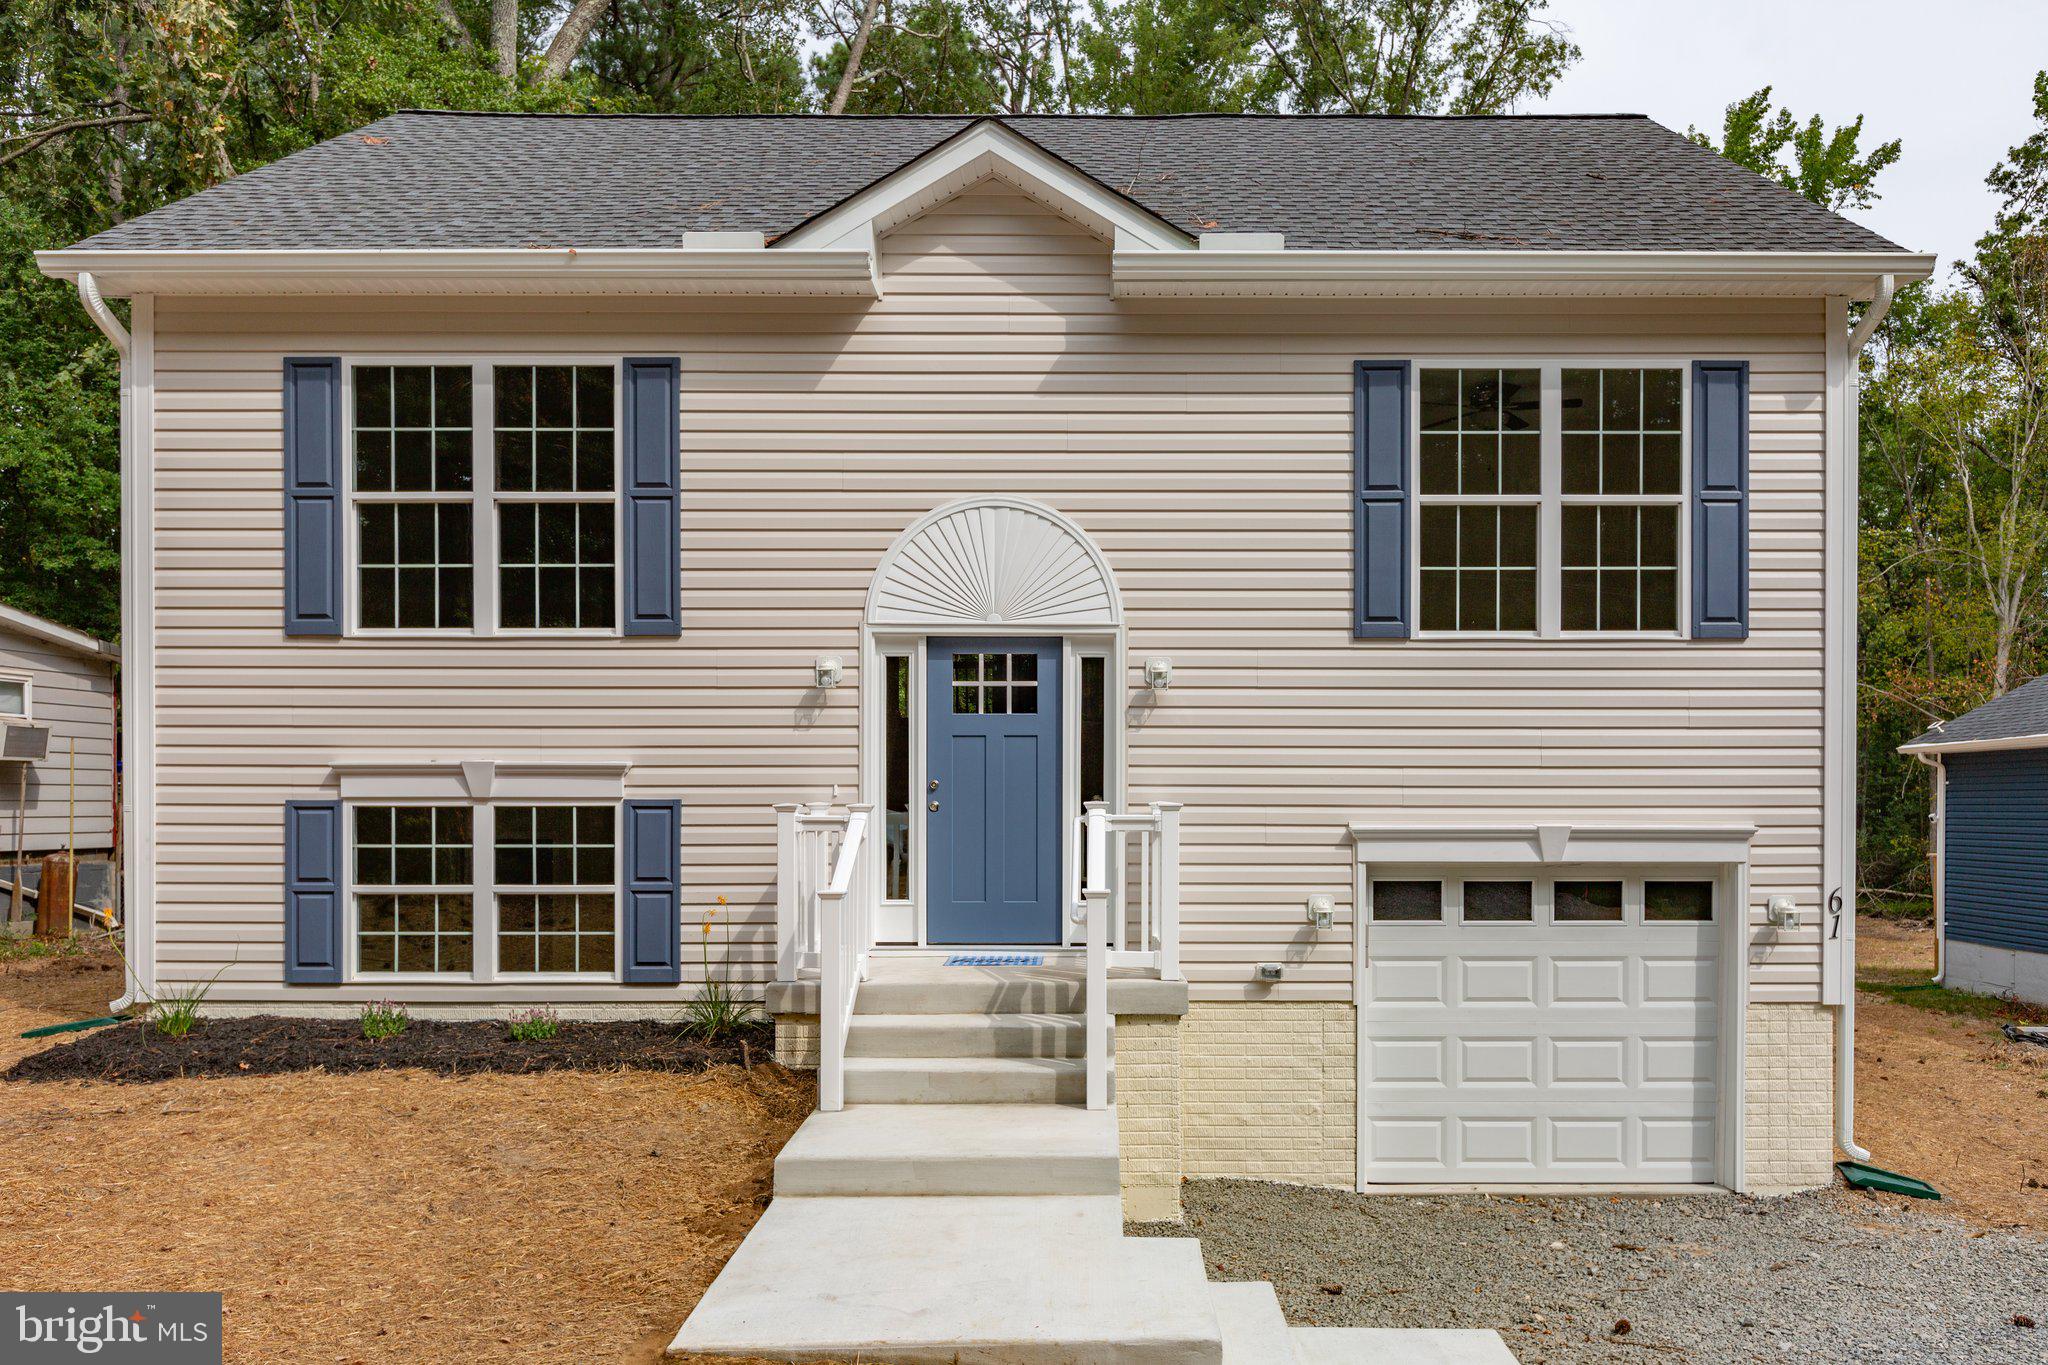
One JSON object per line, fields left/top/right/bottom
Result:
{"left": 0, "top": 628, "right": 117, "bottom": 855}
{"left": 149, "top": 183, "right": 1833, "bottom": 1005}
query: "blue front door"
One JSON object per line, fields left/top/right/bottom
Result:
{"left": 926, "top": 637, "right": 1063, "bottom": 945}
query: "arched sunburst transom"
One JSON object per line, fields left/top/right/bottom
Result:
{"left": 866, "top": 497, "right": 1122, "bottom": 629}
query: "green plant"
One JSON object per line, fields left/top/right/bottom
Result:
{"left": 684, "top": 895, "right": 761, "bottom": 1039}
{"left": 144, "top": 961, "right": 230, "bottom": 1038}
{"left": 506, "top": 1007, "right": 560, "bottom": 1042}
{"left": 359, "top": 1000, "right": 410, "bottom": 1040}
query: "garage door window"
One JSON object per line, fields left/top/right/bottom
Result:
{"left": 1371, "top": 880, "right": 1443, "bottom": 922}
{"left": 1462, "top": 880, "right": 1534, "bottom": 922}
{"left": 1646, "top": 880, "right": 1715, "bottom": 922}
{"left": 1553, "top": 880, "right": 1623, "bottom": 922}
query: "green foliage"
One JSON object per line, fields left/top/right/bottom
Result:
{"left": 1691, "top": 86, "right": 1902, "bottom": 212}
{"left": 685, "top": 896, "right": 761, "bottom": 1038}
{"left": 1858, "top": 971, "right": 2048, "bottom": 1026}
{"left": 506, "top": 1006, "right": 561, "bottom": 1041}
{"left": 150, "top": 981, "right": 213, "bottom": 1037}
{"left": 359, "top": 999, "right": 411, "bottom": 1038}
{"left": 1071, "top": 0, "right": 1277, "bottom": 113}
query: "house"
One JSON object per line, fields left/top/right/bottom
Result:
{"left": 1901, "top": 677, "right": 2048, "bottom": 1006}
{"left": 37, "top": 114, "right": 1934, "bottom": 1242}
{"left": 0, "top": 602, "right": 119, "bottom": 923}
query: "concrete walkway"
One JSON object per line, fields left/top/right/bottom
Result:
{"left": 672, "top": 962, "right": 1514, "bottom": 1363}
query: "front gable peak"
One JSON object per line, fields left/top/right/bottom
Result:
{"left": 776, "top": 119, "right": 1194, "bottom": 254}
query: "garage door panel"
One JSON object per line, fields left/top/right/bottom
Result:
{"left": 1458, "top": 1037, "right": 1538, "bottom": 1085}
{"left": 1459, "top": 957, "right": 1539, "bottom": 1004}
{"left": 1367, "top": 1037, "right": 1446, "bottom": 1085}
{"left": 1365, "top": 907, "right": 1721, "bottom": 1186}
{"left": 1367, "top": 957, "right": 1447, "bottom": 1004}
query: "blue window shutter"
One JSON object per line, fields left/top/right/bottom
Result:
{"left": 622, "top": 357, "right": 682, "bottom": 637}
{"left": 621, "top": 798, "right": 682, "bottom": 983}
{"left": 283, "top": 358, "right": 344, "bottom": 636}
{"left": 1691, "top": 360, "right": 1750, "bottom": 640}
{"left": 1353, "top": 360, "right": 1412, "bottom": 638}
{"left": 283, "top": 800, "right": 343, "bottom": 984}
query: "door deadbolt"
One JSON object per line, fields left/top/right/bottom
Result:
{"left": 929, "top": 779, "right": 939, "bottom": 791}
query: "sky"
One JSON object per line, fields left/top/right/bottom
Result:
{"left": 1529, "top": 0, "right": 2048, "bottom": 279}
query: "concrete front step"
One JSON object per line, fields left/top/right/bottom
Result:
{"left": 671, "top": 1195, "right": 1224, "bottom": 1365}
{"left": 847, "top": 1011, "right": 1090, "bottom": 1058}
{"left": 855, "top": 973, "right": 1084, "bottom": 1015}
{"left": 1289, "top": 1328, "right": 1518, "bottom": 1365}
{"left": 1206, "top": 1283, "right": 1298, "bottom": 1365}
{"left": 843, "top": 1054, "right": 1108, "bottom": 1104}
{"left": 774, "top": 1103, "right": 1120, "bottom": 1196}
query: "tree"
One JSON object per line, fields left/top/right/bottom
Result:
{"left": 1239, "top": 0, "right": 1578, "bottom": 116}
{"left": 1690, "top": 86, "right": 1901, "bottom": 213}
{"left": 1071, "top": 0, "right": 1278, "bottom": 113}
{"left": 578, "top": 0, "right": 810, "bottom": 112}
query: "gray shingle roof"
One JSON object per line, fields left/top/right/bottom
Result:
{"left": 66, "top": 112, "right": 1907, "bottom": 254}
{"left": 1904, "top": 676, "right": 2048, "bottom": 750}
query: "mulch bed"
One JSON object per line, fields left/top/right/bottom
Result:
{"left": 6, "top": 1014, "right": 779, "bottom": 1084}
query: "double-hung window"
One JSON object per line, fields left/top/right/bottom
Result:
{"left": 350, "top": 362, "right": 620, "bottom": 634}
{"left": 350, "top": 801, "right": 619, "bottom": 980}
{"left": 1415, "top": 363, "right": 1688, "bottom": 637}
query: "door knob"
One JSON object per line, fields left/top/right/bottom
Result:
{"left": 929, "top": 801, "right": 940, "bottom": 812}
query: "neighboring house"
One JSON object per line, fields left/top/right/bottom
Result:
{"left": 37, "top": 112, "right": 1934, "bottom": 1214}
{"left": 1901, "top": 678, "right": 2048, "bottom": 1006}
{"left": 0, "top": 602, "right": 119, "bottom": 898}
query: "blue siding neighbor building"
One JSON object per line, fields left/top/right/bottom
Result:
{"left": 1902, "top": 677, "right": 2048, "bottom": 1005}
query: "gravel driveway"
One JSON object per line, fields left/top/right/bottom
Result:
{"left": 1133, "top": 1180, "right": 2046, "bottom": 1364}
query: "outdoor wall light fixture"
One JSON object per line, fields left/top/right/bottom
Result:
{"left": 813, "top": 656, "right": 844, "bottom": 690}
{"left": 1766, "top": 896, "right": 1800, "bottom": 929}
{"left": 1306, "top": 894, "right": 1335, "bottom": 931}
{"left": 1144, "top": 657, "right": 1174, "bottom": 690}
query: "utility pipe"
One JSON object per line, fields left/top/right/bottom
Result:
{"left": 74, "top": 274, "right": 139, "bottom": 1013}
{"left": 1834, "top": 272, "right": 1900, "bottom": 1165}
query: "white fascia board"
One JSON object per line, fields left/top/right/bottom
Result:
{"left": 1112, "top": 248, "right": 1938, "bottom": 298}
{"left": 777, "top": 119, "right": 1194, "bottom": 253}
{"left": 0, "top": 601, "right": 118, "bottom": 662}
{"left": 1346, "top": 822, "right": 1758, "bottom": 866}
{"left": 1898, "top": 731, "right": 2048, "bottom": 756}
{"left": 34, "top": 247, "right": 879, "bottom": 298}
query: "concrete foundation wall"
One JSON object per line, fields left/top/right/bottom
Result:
{"left": 1742, "top": 1002, "right": 1836, "bottom": 1195}
{"left": 1943, "top": 937, "right": 2048, "bottom": 1007}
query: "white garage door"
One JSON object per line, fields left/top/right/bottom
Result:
{"left": 1362, "top": 874, "right": 1721, "bottom": 1185}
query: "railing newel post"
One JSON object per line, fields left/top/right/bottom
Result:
{"left": 1156, "top": 801, "right": 1183, "bottom": 983}
{"left": 774, "top": 802, "right": 802, "bottom": 981}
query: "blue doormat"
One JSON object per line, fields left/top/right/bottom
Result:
{"left": 943, "top": 954, "right": 1044, "bottom": 967}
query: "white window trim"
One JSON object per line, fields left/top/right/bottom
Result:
{"left": 1409, "top": 358, "right": 1693, "bottom": 642}
{"left": 341, "top": 354, "right": 626, "bottom": 639}
{"left": 343, "top": 796, "right": 625, "bottom": 985}
{"left": 1362, "top": 868, "right": 1720, "bottom": 927}
{"left": 0, "top": 671, "right": 31, "bottom": 722}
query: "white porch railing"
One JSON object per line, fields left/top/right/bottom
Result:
{"left": 1073, "top": 800, "right": 1184, "bottom": 1111}
{"left": 774, "top": 801, "right": 876, "bottom": 1112}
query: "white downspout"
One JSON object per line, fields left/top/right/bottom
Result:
{"left": 1915, "top": 752, "right": 1947, "bottom": 983}
{"left": 1834, "top": 273, "right": 1897, "bottom": 1164}
{"left": 75, "top": 274, "right": 142, "bottom": 1014}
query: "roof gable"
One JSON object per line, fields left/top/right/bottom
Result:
{"left": 779, "top": 118, "right": 1191, "bottom": 253}
{"left": 1903, "top": 676, "right": 2048, "bottom": 753}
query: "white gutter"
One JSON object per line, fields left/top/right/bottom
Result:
{"left": 37, "top": 246, "right": 881, "bottom": 298}
{"left": 75, "top": 273, "right": 144, "bottom": 1015}
{"left": 1898, "top": 729, "right": 2048, "bottom": 756}
{"left": 1834, "top": 271, "right": 1906, "bottom": 1166}
{"left": 1112, "top": 249, "right": 1937, "bottom": 297}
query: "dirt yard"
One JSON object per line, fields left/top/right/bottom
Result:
{"left": 0, "top": 942, "right": 812, "bottom": 1364}
{"left": 1853, "top": 914, "right": 2048, "bottom": 1232}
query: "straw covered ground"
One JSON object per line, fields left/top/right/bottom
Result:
{"left": 0, "top": 940, "right": 813, "bottom": 1363}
